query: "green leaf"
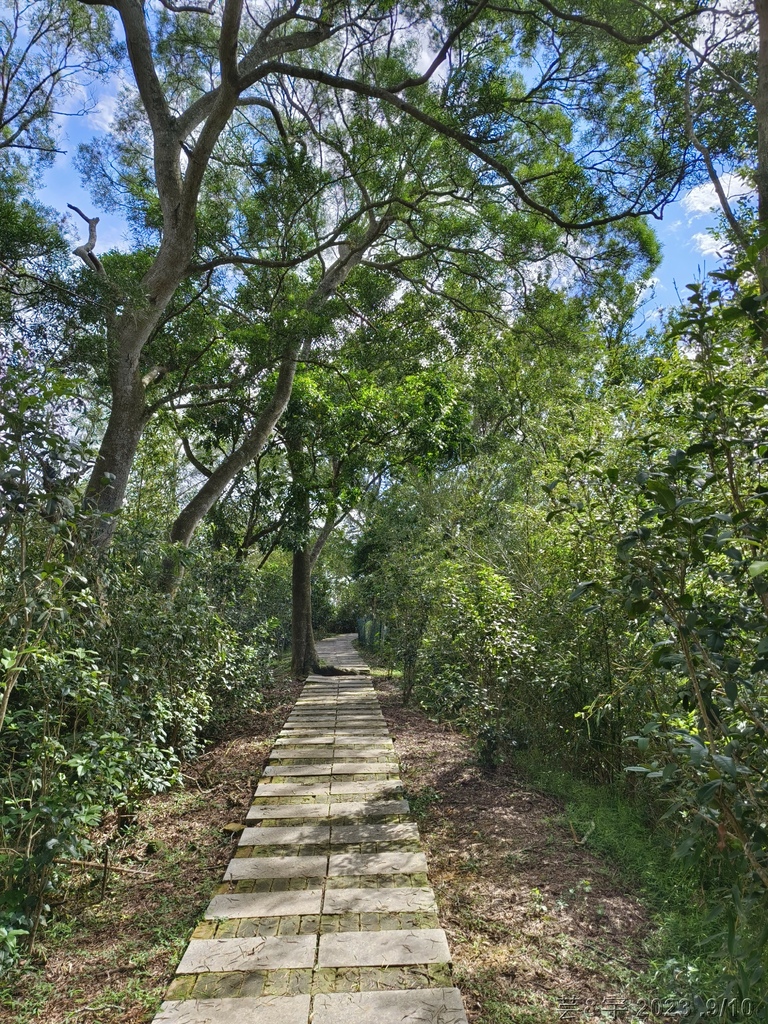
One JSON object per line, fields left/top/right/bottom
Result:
{"left": 748, "top": 561, "right": 768, "bottom": 578}
{"left": 696, "top": 780, "right": 722, "bottom": 804}
{"left": 646, "top": 480, "right": 676, "bottom": 510}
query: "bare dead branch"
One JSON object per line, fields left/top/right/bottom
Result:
{"left": 57, "top": 857, "right": 155, "bottom": 878}
{"left": 140, "top": 365, "right": 168, "bottom": 388}
{"left": 67, "top": 203, "right": 106, "bottom": 276}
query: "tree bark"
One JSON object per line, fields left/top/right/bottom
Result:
{"left": 291, "top": 543, "right": 319, "bottom": 679}
{"left": 83, "top": 396, "right": 147, "bottom": 548}
{"left": 82, "top": 313, "right": 160, "bottom": 547}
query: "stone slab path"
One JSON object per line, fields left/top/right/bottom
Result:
{"left": 152, "top": 634, "right": 468, "bottom": 1024}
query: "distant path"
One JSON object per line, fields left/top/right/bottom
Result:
{"left": 315, "top": 633, "right": 370, "bottom": 672}
{"left": 151, "top": 633, "right": 468, "bottom": 1023}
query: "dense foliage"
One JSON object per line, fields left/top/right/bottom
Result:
{"left": 352, "top": 269, "right": 768, "bottom": 1004}
{"left": 0, "top": 356, "right": 281, "bottom": 963}
{"left": 1, "top": 0, "right": 767, "bottom": 1013}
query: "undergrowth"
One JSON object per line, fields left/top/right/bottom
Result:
{"left": 518, "top": 754, "right": 767, "bottom": 1020}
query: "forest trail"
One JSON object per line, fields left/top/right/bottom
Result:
{"left": 150, "top": 634, "right": 468, "bottom": 1023}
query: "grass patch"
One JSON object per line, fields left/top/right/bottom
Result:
{"left": 375, "top": 674, "right": 656, "bottom": 1024}
{"left": 514, "top": 753, "right": 753, "bottom": 1011}
{"left": 0, "top": 815, "right": 221, "bottom": 1024}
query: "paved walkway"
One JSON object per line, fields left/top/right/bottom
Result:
{"left": 152, "top": 634, "right": 468, "bottom": 1024}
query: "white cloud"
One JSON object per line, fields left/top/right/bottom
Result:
{"left": 86, "top": 90, "right": 120, "bottom": 131}
{"left": 681, "top": 174, "right": 753, "bottom": 221}
{"left": 691, "top": 231, "right": 727, "bottom": 257}
{"left": 637, "top": 276, "right": 662, "bottom": 301}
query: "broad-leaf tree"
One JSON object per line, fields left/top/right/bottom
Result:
{"left": 53, "top": 0, "right": 696, "bottom": 548}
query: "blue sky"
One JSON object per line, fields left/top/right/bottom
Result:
{"left": 646, "top": 173, "right": 752, "bottom": 315}
{"left": 41, "top": 87, "right": 129, "bottom": 254}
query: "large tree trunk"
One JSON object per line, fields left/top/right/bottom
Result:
{"left": 83, "top": 384, "right": 147, "bottom": 547}
{"left": 80, "top": 237, "right": 197, "bottom": 548}
{"left": 291, "top": 544, "right": 319, "bottom": 679}
{"left": 82, "top": 311, "right": 164, "bottom": 548}
{"left": 290, "top": 504, "right": 345, "bottom": 678}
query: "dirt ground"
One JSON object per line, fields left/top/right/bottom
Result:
{"left": 373, "top": 675, "right": 650, "bottom": 1023}
{"left": 2, "top": 670, "right": 649, "bottom": 1024}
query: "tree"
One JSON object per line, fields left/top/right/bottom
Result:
{"left": 53, "top": 0, "right": 694, "bottom": 551}
{"left": 181, "top": 273, "right": 482, "bottom": 676}
{"left": 282, "top": 336, "right": 475, "bottom": 676}
{"left": 0, "top": 0, "right": 116, "bottom": 164}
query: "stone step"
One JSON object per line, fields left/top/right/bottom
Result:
{"left": 268, "top": 749, "right": 397, "bottom": 760}
{"left": 176, "top": 935, "right": 316, "bottom": 973}
{"left": 262, "top": 763, "right": 399, "bottom": 777}
{"left": 317, "top": 928, "right": 451, "bottom": 967}
{"left": 154, "top": 995, "right": 310, "bottom": 1024}
{"left": 313, "top": 988, "right": 467, "bottom": 1024}
{"left": 224, "top": 856, "right": 327, "bottom": 879}
{"left": 244, "top": 800, "right": 409, "bottom": 824}
{"left": 274, "top": 741, "right": 393, "bottom": 749}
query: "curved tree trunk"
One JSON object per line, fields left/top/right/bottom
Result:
{"left": 83, "top": 388, "right": 148, "bottom": 549}
{"left": 169, "top": 340, "right": 302, "bottom": 549}
{"left": 159, "top": 219, "right": 390, "bottom": 590}
{"left": 158, "top": 338, "right": 302, "bottom": 593}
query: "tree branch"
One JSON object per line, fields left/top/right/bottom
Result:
{"left": 219, "top": 0, "right": 243, "bottom": 89}
{"left": 386, "top": 0, "right": 492, "bottom": 92}
{"left": 259, "top": 62, "right": 673, "bottom": 229}
{"left": 236, "top": 96, "right": 289, "bottom": 143}
{"left": 67, "top": 203, "right": 106, "bottom": 276}
{"left": 180, "top": 434, "right": 213, "bottom": 477}
{"left": 187, "top": 198, "right": 393, "bottom": 275}
{"left": 175, "top": 22, "right": 331, "bottom": 141}
{"left": 81, "top": 0, "right": 183, "bottom": 211}
{"left": 683, "top": 73, "right": 750, "bottom": 250}
{"left": 624, "top": 0, "right": 754, "bottom": 104}
{"left": 141, "top": 365, "right": 168, "bottom": 388}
